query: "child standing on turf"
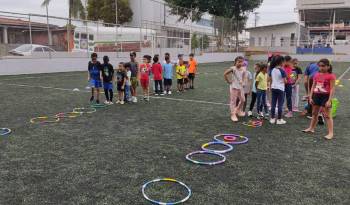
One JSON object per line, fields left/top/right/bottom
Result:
{"left": 303, "top": 59, "right": 335, "bottom": 140}
{"left": 140, "top": 55, "right": 152, "bottom": 101}
{"left": 152, "top": 55, "right": 164, "bottom": 96}
{"left": 176, "top": 57, "right": 187, "bottom": 92}
{"left": 129, "top": 52, "right": 139, "bottom": 103}
{"left": 224, "top": 56, "right": 247, "bottom": 122}
{"left": 188, "top": 53, "right": 198, "bottom": 89}
{"left": 291, "top": 58, "right": 303, "bottom": 112}
{"left": 248, "top": 63, "right": 261, "bottom": 117}
{"left": 163, "top": 56, "right": 173, "bottom": 95}
{"left": 88, "top": 53, "right": 102, "bottom": 104}
{"left": 116, "top": 62, "right": 127, "bottom": 105}
{"left": 256, "top": 63, "right": 269, "bottom": 118}
{"left": 101, "top": 56, "right": 115, "bottom": 105}
{"left": 284, "top": 56, "right": 294, "bottom": 118}
{"left": 269, "top": 56, "right": 287, "bottom": 125}
{"left": 124, "top": 63, "right": 132, "bottom": 103}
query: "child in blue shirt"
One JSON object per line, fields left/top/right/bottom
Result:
{"left": 162, "top": 56, "right": 174, "bottom": 95}
{"left": 88, "top": 53, "right": 102, "bottom": 104}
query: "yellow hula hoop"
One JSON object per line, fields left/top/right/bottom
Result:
{"left": 30, "top": 116, "right": 60, "bottom": 124}
{"left": 55, "top": 112, "right": 82, "bottom": 119}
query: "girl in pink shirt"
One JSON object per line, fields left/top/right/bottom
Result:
{"left": 303, "top": 59, "right": 336, "bottom": 140}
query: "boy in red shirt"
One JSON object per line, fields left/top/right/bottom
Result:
{"left": 139, "top": 55, "right": 152, "bottom": 101}
{"left": 151, "top": 55, "right": 164, "bottom": 96}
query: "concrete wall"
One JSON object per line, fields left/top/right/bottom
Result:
{"left": 0, "top": 52, "right": 243, "bottom": 75}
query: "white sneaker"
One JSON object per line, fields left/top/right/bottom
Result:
{"left": 270, "top": 118, "right": 276, "bottom": 124}
{"left": 259, "top": 112, "right": 264, "bottom": 118}
{"left": 163, "top": 91, "right": 167, "bottom": 95}
{"left": 104, "top": 100, "right": 109, "bottom": 105}
{"left": 116, "top": 100, "right": 120, "bottom": 104}
{"left": 109, "top": 101, "right": 114, "bottom": 105}
{"left": 248, "top": 111, "right": 253, "bottom": 117}
{"left": 132, "top": 97, "right": 137, "bottom": 103}
{"left": 168, "top": 91, "right": 172, "bottom": 95}
{"left": 120, "top": 101, "right": 125, "bottom": 105}
{"left": 277, "top": 119, "right": 287, "bottom": 125}
{"left": 155, "top": 93, "right": 159, "bottom": 96}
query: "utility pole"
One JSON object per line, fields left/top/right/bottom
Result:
{"left": 254, "top": 12, "right": 259, "bottom": 27}
{"left": 115, "top": 0, "right": 118, "bottom": 25}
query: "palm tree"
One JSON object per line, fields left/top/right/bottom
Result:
{"left": 41, "top": 0, "right": 86, "bottom": 51}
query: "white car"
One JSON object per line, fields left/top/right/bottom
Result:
{"left": 9, "top": 44, "right": 56, "bottom": 56}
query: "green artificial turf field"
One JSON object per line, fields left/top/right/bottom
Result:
{"left": 0, "top": 61, "right": 349, "bottom": 205}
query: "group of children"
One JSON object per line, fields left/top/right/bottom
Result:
{"left": 87, "top": 52, "right": 198, "bottom": 104}
{"left": 225, "top": 55, "right": 336, "bottom": 140}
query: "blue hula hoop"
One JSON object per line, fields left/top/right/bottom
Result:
{"left": 186, "top": 151, "right": 226, "bottom": 165}
{"left": 201, "top": 141, "right": 234, "bottom": 154}
{"left": 214, "top": 134, "right": 249, "bottom": 145}
{"left": 142, "top": 178, "right": 192, "bottom": 205}
{"left": 0, "top": 128, "right": 11, "bottom": 136}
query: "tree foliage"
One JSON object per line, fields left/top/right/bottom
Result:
{"left": 42, "top": 0, "right": 86, "bottom": 20}
{"left": 87, "top": 0, "right": 133, "bottom": 25}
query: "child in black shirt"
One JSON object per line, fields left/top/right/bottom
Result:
{"left": 102, "top": 56, "right": 115, "bottom": 105}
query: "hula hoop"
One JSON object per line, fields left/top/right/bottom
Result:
{"left": 224, "top": 136, "right": 237, "bottom": 142}
{"left": 30, "top": 116, "right": 60, "bottom": 124}
{"left": 201, "top": 141, "right": 234, "bottom": 154}
{"left": 214, "top": 134, "right": 249, "bottom": 145}
{"left": 242, "top": 120, "right": 263, "bottom": 128}
{"left": 73, "top": 107, "right": 97, "bottom": 114}
{"left": 55, "top": 112, "right": 82, "bottom": 119}
{"left": 0, "top": 128, "right": 11, "bottom": 136}
{"left": 90, "top": 103, "right": 107, "bottom": 109}
{"left": 186, "top": 151, "right": 226, "bottom": 165}
{"left": 142, "top": 178, "right": 192, "bottom": 205}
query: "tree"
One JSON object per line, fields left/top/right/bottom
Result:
{"left": 199, "top": 34, "right": 210, "bottom": 50}
{"left": 191, "top": 33, "right": 199, "bottom": 53}
{"left": 41, "top": 0, "right": 86, "bottom": 51}
{"left": 164, "top": 0, "right": 262, "bottom": 50}
{"left": 87, "top": 0, "right": 133, "bottom": 25}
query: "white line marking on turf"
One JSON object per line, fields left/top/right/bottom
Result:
{"left": 338, "top": 66, "right": 350, "bottom": 80}
{"left": 1, "top": 83, "right": 229, "bottom": 106}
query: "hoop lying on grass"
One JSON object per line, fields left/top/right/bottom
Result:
{"left": 142, "top": 178, "right": 192, "bottom": 205}
{"left": 0, "top": 128, "right": 11, "bottom": 136}
{"left": 242, "top": 120, "right": 263, "bottom": 128}
{"left": 186, "top": 150, "right": 226, "bottom": 165}
{"left": 73, "top": 107, "right": 97, "bottom": 114}
{"left": 55, "top": 112, "right": 82, "bottom": 119}
{"left": 30, "top": 116, "right": 60, "bottom": 124}
{"left": 214, "top": 134, "right": 249, "bottom": 145}
{"left": 201, "top": 141, "right": 234, "bottom": 154}
{"left": 90, "top": 103, "right": 107, "bottom": 109}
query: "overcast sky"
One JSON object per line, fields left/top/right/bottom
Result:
{"left": 1, "top": 0, "right": 298, "bottom": 26}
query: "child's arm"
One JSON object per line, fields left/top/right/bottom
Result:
{"left": 223, "top": 68, "right": 233, "bottom": 84}
{"left": 326, "top": 79, "right": 335, "bottom": 108}
{"left": 87, "top": 71, "right": 90, "bottom": 81}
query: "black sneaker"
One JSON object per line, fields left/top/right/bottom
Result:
{"left": 96, "top": 100, "right": 100, "bottom": 104}
{"left": 90, "top": 96, "right": 94, "bottom": 102}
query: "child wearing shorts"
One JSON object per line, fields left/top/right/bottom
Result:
{"left": 163, "top": 56, "right": 174, "bottom": 95}
{"left": 116, "top": 62, "right": 127, "bottom": 105}
{"left": 140, "top": 55, "right": 152, "bottom": 101}
{"left": 176, "top": 57, "right": 186, "bottom": 92}
{"left": 88, "top": 53, "right": 102, "bottom": 104}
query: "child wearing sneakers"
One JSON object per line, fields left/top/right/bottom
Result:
{"left": 248, "top": 63, "right": 261, "bottom": 117}
{"left": 101, "top": 56, "right": 115, "bottom": 105}
{"left": 152, "top": 55, "right": 164, "bottom": 96}
{"left": 176, "top": 57, "right": 187, "bottom": 92}
{"left": 140, "top": 55, "right": 152, "bottom": 101}
{"left": 284, "top": 56, "right": 294, "bottom": 118}
{"left": 224, "top": 56, "right": 247, "bottom": 122}
{"left": 116, "top": 62, "right": 127, "bottom": 104}
{"left": 124, "top": 63, "right": 132, "bottom": 103}
{"left": 255, "top": 63, "right": 269, "bottom": 119}
{"left": 163, "top": 56, "right": 173, "bottom": 94}
{"left": 88, "top": 53, "right": 102, "bottom": 104}
{"left": 269, "top": 56, "right": 287, "bottom": 125}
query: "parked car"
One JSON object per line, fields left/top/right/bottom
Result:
{"left": 9, "top": 44, "right": 56, "bottom": 56}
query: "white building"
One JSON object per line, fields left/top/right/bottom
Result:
{"left": 245, "top": 22, "right": 308, "bottom": 53}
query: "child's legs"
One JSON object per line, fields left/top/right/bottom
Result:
{"left": 309, "top": 105, "right": 321, "bottom": 130}
{"left": 104, "top": 89, "right": 109, "bottom": 101}
{"left": 323, "top": 106, "right": 334, "bottom": 136}
{"left": 277, "top": 90, "right": 285, "bottom": 119}
{"left": 237, "top": 90, "right": 245, "bottom": 112}
{"left": 261, "top": 90, "right": 268, "bottom": 113}
{"left": 109, "top": 89, "right": 113, "bottom": 101}
{"left": 243, "top": 93, "right": 248, "bottom": 111}
{"left": 256, "top": 90, "right": 263, "bottom": 113}
{"left": 154, "top": 80, "right": 159, "bottom": 93}
{"left": 230, "top": 88, "right": 239, "bottom": 115}
{"left": 292, "top": 85, "right": 299, "bottom": 109}
{"left": 159, "top": 80, "right": 163, "bottom": 92}
{"left": 271, "top": 89, "right": 278, "bottom": 119}
{"left": 249, "top": 92, "right": 257, "bottom": 111}
{"left": 285, "top": 84, "right": 292, "bottom": 112}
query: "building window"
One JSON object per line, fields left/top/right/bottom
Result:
{"left": 258, "top": 37, "right": 262, "bottom": 46}
{"left": 250, "top": 37, "right": 255, "bottom": 46}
